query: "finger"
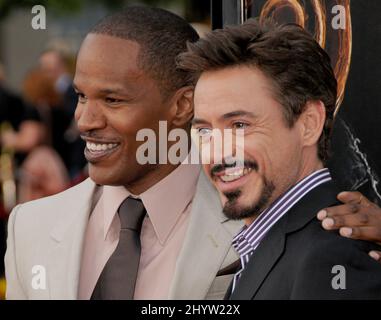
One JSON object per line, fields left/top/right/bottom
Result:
{"left": 369, "top": 251, "right": 381, "bottom": 262}
{"left": 317, "top": 203, "right": 360, "bottom": 220}
{"left": 339, "top": 226, "right": 381, "bottom": 243}
{"left": 320, "top": 212, "right": 370, "bottom": 230}
{"left": 337, "top": 191, "right": 373, "bottom": 207}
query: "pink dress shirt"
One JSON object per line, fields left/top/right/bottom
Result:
{"left": 78, "top": 163, "right": 201, "bottom": 299}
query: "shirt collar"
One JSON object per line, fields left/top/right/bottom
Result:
{"left": 140, "top": 163, "right": 200, "bottom": 245}
{"left": 101, "top": 163, "right": 201, "bottom": 245}
{"left": 102, "top": 185, "right": 130, "bottom": 240}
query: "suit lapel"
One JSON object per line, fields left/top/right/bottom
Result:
{"left": 168, "top": 172, "right": 242, "bottom": 299}
{"left": 229, "top": 181, "right": 339, "bottom": 300}
{"left": 47, "top": 178, "right": 101, "bottom": 299}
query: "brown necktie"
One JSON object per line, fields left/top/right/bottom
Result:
{"left": 91, "top": 197, "right": 146, "bottom": 300}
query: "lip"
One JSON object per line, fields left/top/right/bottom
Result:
{"left": 84, "top": 145, "right": 120, "bottom": 163}
{"left": 213, "top": 168, "right": 254, "bottom": 194}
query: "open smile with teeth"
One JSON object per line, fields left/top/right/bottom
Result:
{"left": 219, "top": 167, "right": 253, "bottom": 183}
{"left": 86, "top": 142, "right": 119, "bottom": 152}
{"left": 84, "top": 141, "right": 120, "bottom": 162}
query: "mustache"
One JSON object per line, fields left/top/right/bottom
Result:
{"left": 80, "top": 132, "right": 120, "bottom": 142}
{"left": 210, "top": 159, "right": 258, "bottom": 177}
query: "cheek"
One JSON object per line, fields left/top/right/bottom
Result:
{"left": 270, "top": 138, "right": 300, "bottom": 170}
{"left": 259, "top": 138, "right": 302, "bottom": 193}
{"left": 241, "top": 138, "right": 267, "bottom": 174}
{"left": 249, "top": 132, "right": 297, "bottom": 174}
{"left": 109, "top": 111, "right": 149, "bottom": 141}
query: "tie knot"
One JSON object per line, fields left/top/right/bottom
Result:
{"left": 118, "top": 197, "right": 146, "bottom": 231}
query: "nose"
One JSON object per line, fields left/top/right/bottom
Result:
{"left": 75, "top": 101, "right": 106, "bottom": 134}
{"left": 200, "top": 128, "right": 244, "bottom": 166}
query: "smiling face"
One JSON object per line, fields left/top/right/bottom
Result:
{"left": 74, "top": 34, "right": 178, "bottom": 193}
{"left": 193, "top": 66, "right": 315, "bottom": 223}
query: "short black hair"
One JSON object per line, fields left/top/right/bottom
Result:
{"left": 177, "top": 19, "right": 337, "bottom": 163}
{"left": 90, "top": 6, "right": 199, "bottom": 100}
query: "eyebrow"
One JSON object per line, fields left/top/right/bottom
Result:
{"left": 192, "top": 110, "right": 256, "bottom": 125}
{"left": 221, "top": 110, "right": 256, "bottom": 120}
{"left": 72, "top": 83, "right": 129, "bottom": 95}
{"left": 98, "top": 88, "right": 127, "bottom": 95}
{"left": 191, "top": 118, "right": 208, "bottom": 125}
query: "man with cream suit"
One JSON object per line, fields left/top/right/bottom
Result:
{"left": 6, "top": 166, "right": 240, "bottom": 299}
{"left": 5, "top": 7, "right": 241, "bottom": 300}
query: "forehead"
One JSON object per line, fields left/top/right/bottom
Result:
{"left": 193, "top": 66, "right": 280, "bottom": 120}
{"left": 74, "top": 34, "right": 143, "bottom": 86}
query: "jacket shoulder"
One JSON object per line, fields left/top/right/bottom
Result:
{"left": 10, "top": 178, "right": 97, "bottom": 231}
{"left": 299, "top": 218, "right": 381, "bottom": 258}
{"left": 289, "top": 219, "right": 381, "bottom": 299}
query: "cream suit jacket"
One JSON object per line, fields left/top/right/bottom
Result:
{"left": 5, "top": 171, "right": 241, "bottom": 299}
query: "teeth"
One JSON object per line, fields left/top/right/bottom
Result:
{"left": 220, "top": 167, "right": 252, "bottom": 183}
{"left": 220, "top": 175, "right": 241, "bottom": 182}
{"left": 86, "top": 142, "right": 118, "bottom": 152}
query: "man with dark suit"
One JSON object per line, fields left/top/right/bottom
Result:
{"left": 178, "top": 19, "right": 381, "bottom": 299}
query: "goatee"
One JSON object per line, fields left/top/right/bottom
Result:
{"left": 222, "top": 178, "right": 275, "bottom": 221}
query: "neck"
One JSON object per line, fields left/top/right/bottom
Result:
{"left": 297, "top": 158, "right": 325, "bottom": 182}
{"left": 125, "top": 163, "right": 180, "bottom": 195}
{"left": 124, "top": 134, "right": 192, "bottom": 194}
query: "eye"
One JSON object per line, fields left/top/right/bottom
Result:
{"left": 76, "top": 92, "right": 87, "bottom": 104}
{"left": 196, "top": 127, "right": 213, "bottom": 138}
{"left": 232, "top": 121, "right": 249, "bottom": 130}
{"left": 105, "top": 97, "right": 123, "bottom": 104}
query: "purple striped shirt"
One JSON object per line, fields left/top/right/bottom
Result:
{"left": 231, "top": 168, "right": 332, "bottom": 292}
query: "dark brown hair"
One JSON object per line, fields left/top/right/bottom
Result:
{"left": 177, "top": 19, "right": 337, "bottom": 163}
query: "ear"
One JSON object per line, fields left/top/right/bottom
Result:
{"left": 299, "top": 100, "right": 326, "bottom": 147}
{"left": 169, "top": 86, "right": 194, "bottom": 127}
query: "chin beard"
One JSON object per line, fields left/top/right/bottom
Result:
{"left": 222, "top": 178, "right": 275, "bottom": 221}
